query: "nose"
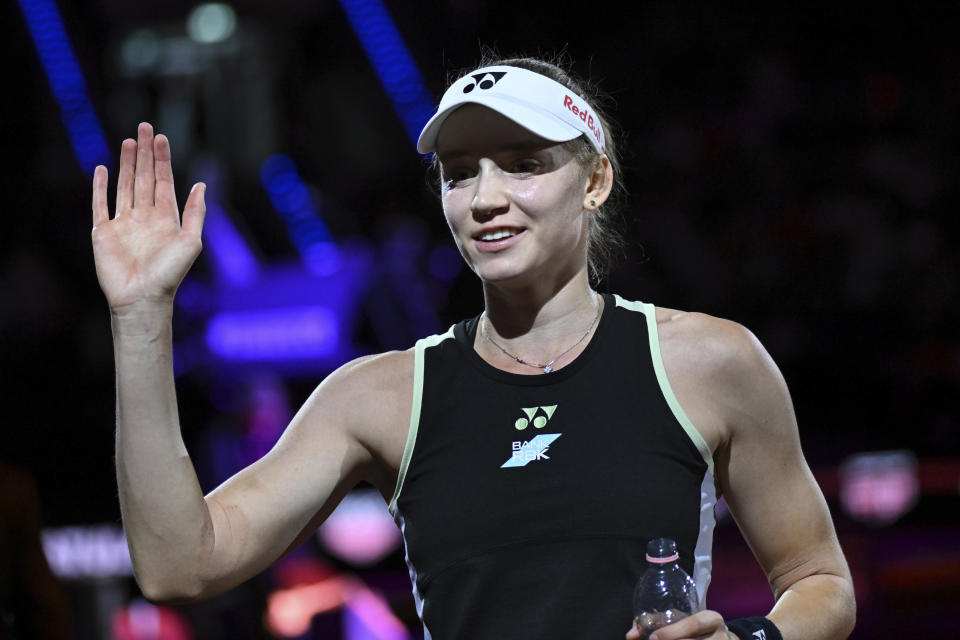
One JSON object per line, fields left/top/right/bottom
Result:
{"left": 470, "top": 159, "right": 509, "bottom": 221}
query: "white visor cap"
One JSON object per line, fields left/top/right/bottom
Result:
{"left": 417, "top": 65, "right": 606, "bottom": 155}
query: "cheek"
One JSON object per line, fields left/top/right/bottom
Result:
{"left": 513, "top": 178, "right": 584, "bottom": 223}
{"left": 510, "top": 180, "right": 542, "bottom": 206}
{"left": 514, "top": 163, "right": 587, "bottom": 214}
{"left": 441, "top": 198, "right": 470, "bottom": 252}
{"left": 441, "top": 194, "right": 463, "bottom": 229}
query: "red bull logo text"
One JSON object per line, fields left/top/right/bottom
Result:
{"left": 563, "top": 95, "right": 604, "bottom": 151}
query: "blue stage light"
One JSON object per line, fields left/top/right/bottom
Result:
{"left": 260, "top": 154, "right": 339, "bottom": 275}
{"left": 17, "top": 0, "right": 111, "bottom": 176}
{"left": 337, "top": 0, "right": 435, "bottom": 146}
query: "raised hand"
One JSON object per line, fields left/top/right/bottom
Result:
{"left": 91, "top": 123, "right": 206, "bottom": 315}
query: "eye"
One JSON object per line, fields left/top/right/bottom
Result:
{"left": 510, "top": 158, "right": 541, "bottom": 174}
{"left": 441, "top": 165, "right": 476, "bottom": 188}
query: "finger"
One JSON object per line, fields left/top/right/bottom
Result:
{"left": 92, "top": 165, "right": 110, "bottom": 227}
{"left": 154, "top": 134, "right": 178, "bottom": 215}
{"left": 134, "top": 122, "right": 156, "bottom": 207}
{"left": 181, "top": 183, "right": 207, "bottom": 238}
{"left": 649, "top": 610, "right": 726, "bottom": 640}
{"left": 116, "top": 138, "right": 137, "bottom": 213}
{"left": 625, "top": 624, "right": 642, "bottom": 639}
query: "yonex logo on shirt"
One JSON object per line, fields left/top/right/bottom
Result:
{"left": 514, "top": 405, "right": 557, "bottom": 430}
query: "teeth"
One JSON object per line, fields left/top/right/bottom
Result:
{"left": 480, "top": 229, "right": 519, "bottom": 241}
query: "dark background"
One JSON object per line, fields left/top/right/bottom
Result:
{"left": 3, "top": 2, "right": 958, "bottom": 638}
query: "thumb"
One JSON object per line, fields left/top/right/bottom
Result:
{"left": 182, "top": 182, "right": 207, "bottom": 238}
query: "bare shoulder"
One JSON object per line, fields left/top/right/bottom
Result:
{"left": 322, "top": 348, "right": 414, "bottom": 396}
{"left": 653, "top": 306, "right": 793, "bottom": 451}
{"left": 655, "top": 307, "right": 770, "bottom": 377}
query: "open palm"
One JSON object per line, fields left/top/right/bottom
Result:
{"left": 91, "top": 123, "right": 206, "bottom": 312}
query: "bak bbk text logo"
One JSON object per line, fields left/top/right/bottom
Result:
{"left": 501, "top": 405, "right": 560, "bottom": 469}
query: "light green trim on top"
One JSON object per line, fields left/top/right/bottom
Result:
{"left": 613, "top": 295, "right": 714, "bottom": 474}
{"left": 388, "top": 326, "right": 456, "bottom": 516}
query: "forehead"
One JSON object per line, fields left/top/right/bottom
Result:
{"left": 435, "top": 104, "right": 555, "bottom": 160}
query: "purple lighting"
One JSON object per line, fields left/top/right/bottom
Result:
{"left": 202, "top": 199, "right": 261, "bottom": 287}
{"left": 343, "top": 588, "right": 410, "bottom": 640}
{"left": 42, "top": 525, "right": 133, "bottom": 579}
{"left": 318, "top": 489, "right": 401, "bottom": 567}
{"left": 840, "top": 450, "right": 920, "bottom": 525}
{"left": 428, "top": 245, "right": 462, "bottom": 281}
{"left": 177, "top": 251, "right": 373, "bottom": 376}
{"left": 206, "top": 306, "right": 339, "bottom": 361}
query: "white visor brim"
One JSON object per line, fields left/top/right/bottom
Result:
{"left": 417, "top": 65, "right": 606, "bottom": 155}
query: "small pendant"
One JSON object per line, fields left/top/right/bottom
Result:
{"left": 543, "top": 364, "right": 553, "bottom": 374}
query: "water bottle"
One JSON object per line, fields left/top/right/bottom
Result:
{"left": 633, "top": 537, "right": 699, "bottom": 637}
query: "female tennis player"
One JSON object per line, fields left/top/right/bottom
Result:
{"left": 91, "top": 56, "right": 855, "bottom": 639}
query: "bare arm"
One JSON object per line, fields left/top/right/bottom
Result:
{"left": 110, "top": 306, "right": 212, "bottom": 601}
{"left": 114, "top": 311, "right": 397, "bottom": 602}
{"left": 93, "top": 123, "right": 210, "bottom": 600}
{"left": 627, "top": 315, "right": 854, "bottom": 640}
{"left": 717, "top": 323, "right": 855, "bottom": 639}
{"left": 93, "top": 124, "right": 401, "bottom": 602}
{"left": 193, "top": 350, "right": 406, "bottom": 598}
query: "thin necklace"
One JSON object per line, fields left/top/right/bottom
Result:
{"left": 481, "top": 293, "right": 602, "bottom": 374}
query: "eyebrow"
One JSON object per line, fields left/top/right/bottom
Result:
{"left": 438, "top": 139, "right": 554, "bottom": 162}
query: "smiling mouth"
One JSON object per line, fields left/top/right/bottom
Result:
{"left": 475, "top": 227, "right": 525, "bottom": 242}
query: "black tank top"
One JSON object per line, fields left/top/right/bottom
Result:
{"left": 389, "top": 295, "right": 716, "bottom": 639}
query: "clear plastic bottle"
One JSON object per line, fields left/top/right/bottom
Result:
{"left": 633, "top": 537, "right": 699, "bottom": 637}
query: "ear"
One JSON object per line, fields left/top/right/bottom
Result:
{"left": 583, "top": 155, "right": 613, "bottom": 210}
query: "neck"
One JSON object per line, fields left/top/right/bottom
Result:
{"left": 479, "top": 269, "right": 600, "bottom": 366}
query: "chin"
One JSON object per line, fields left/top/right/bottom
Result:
{"left": 472, "top": 261, "right": 525, "bottom": 285}
{"left": 473, "top": 259, "right": 547, "bottom": 289}
{"left": 475, "top": 268, "right": 523, "bottom": 286}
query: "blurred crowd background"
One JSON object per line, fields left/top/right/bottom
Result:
{"left": 2, "top": 1, "right": 958, "bottom": 638}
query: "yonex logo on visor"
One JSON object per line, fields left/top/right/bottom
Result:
{"left": 417, "top": 65, "right": 606, "bottom": 155}
{"left": 463, "top": 72, "right": 507, "bottom": 93}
